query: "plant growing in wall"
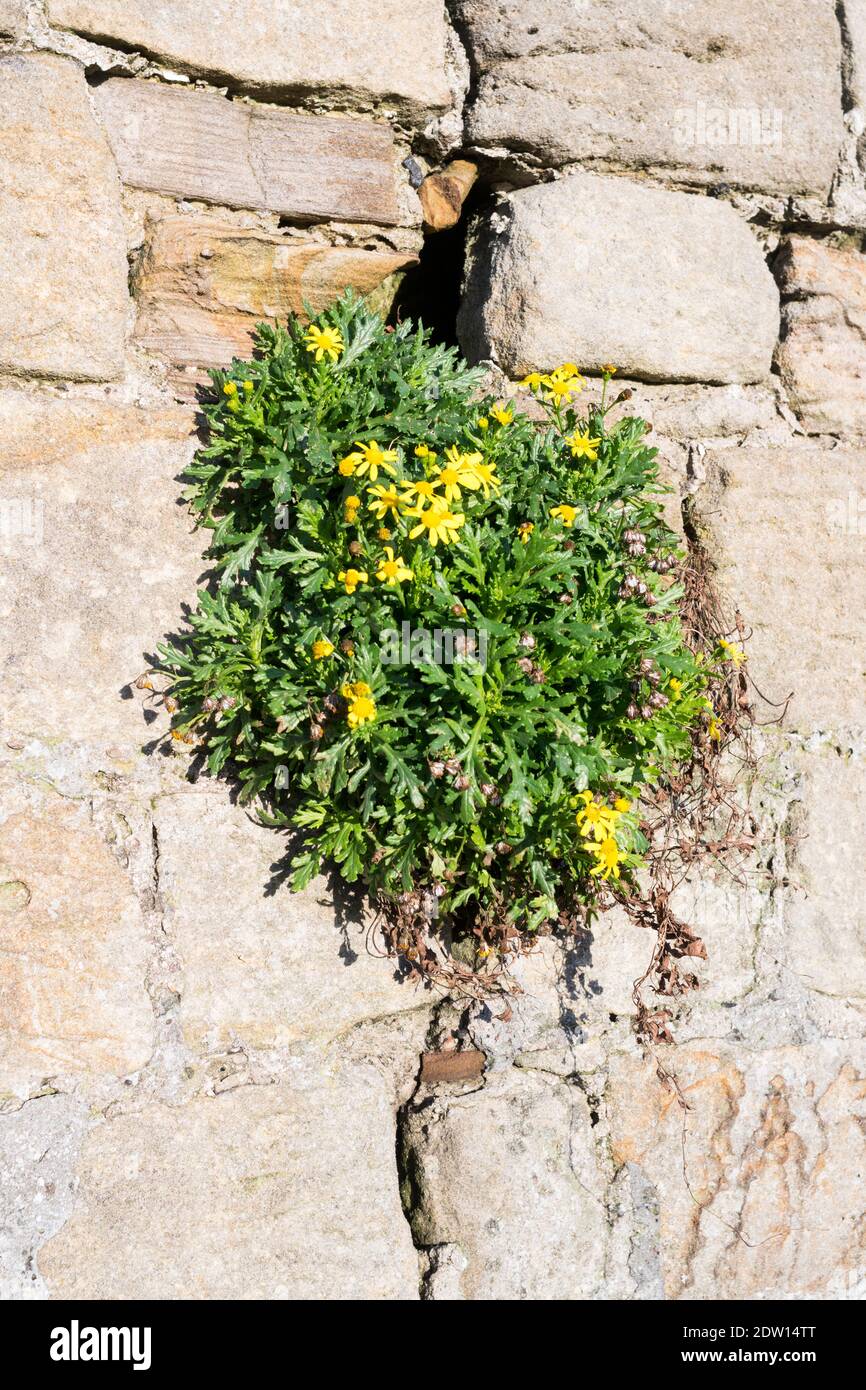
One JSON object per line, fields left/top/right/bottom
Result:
{"left": 152, "top": 294, "right": 751, "bottom": 1024}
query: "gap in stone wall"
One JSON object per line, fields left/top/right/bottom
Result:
{"left": 388, "top": 183, "right": 494, "bottom": 347}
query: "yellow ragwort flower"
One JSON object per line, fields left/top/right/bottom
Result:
{"left": 367, "top": 483, "right": 404, "bottom": 521}
{"left": 312, "top": 639, "right": 335, "bottom": 660}
{"left": 587, "top": 835, "right": 621, "bottom": 880}
{"left": 477, "top": 416, "right": 489, "bottom": 430}
{"left": 551, "top": 504, "right": 578, "bottom": 527}
{"left": 544, "top": 366, "right": 585, "bottom": 403}
{"left": 718, "top": 638, "right": 747, "bottom": 668}
{"left": 304, "top": 324, "right": 344, "bottom": 363}
{"left": 408, "top": 503, "right": 465, "bottom": 547}
{"left": 568, "top": 430, "right": 601, "bottom": 462}
{"left": 490, "top": 404, "right": 513, "bottom": 426}
{"left": 350, "top": 441, "right": 398, "bottom": 482}
{"left": 338, "top": 567, "right": 368, "bottom": 594}
{"left": 668, "top": 677, "right": 683, "bottom": 698}
{"left": 400, "top": 478, "right": 440, "bottom": 507}
{"left": 414, "top": 443, "right": 437, "bottom": 461}
{"left": 346, "top": 695, "right": 376, "bottom": 729}
{"left": 519, "top": 372, "right": 545, "bottom": 390}
{"left": 243, "top": 380, "right": 254, "bottom": 393}
{"left": 518, "top": 522, "right": 534, "bottom": 544}
{"left": 576, "top": 793, "right": 622, "bottom": 843}
{"left": 375, "top": 547, "right": 413, "bottom": 585}
{"left": 602, "top": 363, "right": 618, "bottom": 377}
{"left": 223, "top": 381, "right": 237, "bottom": 396}
{"left": 342, "top": 680, "right": 372, "bottom": 699}
{"left": 377, "top": 526, "right": 392, "bottom": 541}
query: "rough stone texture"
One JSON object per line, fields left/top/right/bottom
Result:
{"left": 0, "top": 1095, "right": 90, "bottom": 1299}
{"left": 0, "top": 0, "right": 26, "bottom": 38}
{"left": 134, "top": 216, "right": 417, "bottom": 396}
{"left": 776, "top": 236, "right": 866, "bottom": 436}
{"left": 402, "top": 1068, "right": 607, "bottom": 1299}
{"left": 0, "top": 54, "right": 128, "bottom": 380}
{"left": 460, "top": 0, "right": 842, "bottom": 198}
{"left": 155, "top": 792, "right": 426, "bottom": 1054}
{"left": 687, "top": 445, "right": 866, "bottom": 730}
{"left": 48, "top": 0, "right": 452, "bottom": 123}
{"left": 459, "top": 174, "right": 779, "bottom": 383}
{"left": 0, "top": 780, "right": 153, "bottom": 1099}
{"left": 0, "top": 391, "right": 205, "bottom": 749}
{"left": 607, "top": 1042, "right": 866, "bottom": 1299}
{"left": 784, "top": 749, "right": 866, "bottom": 1006}
{"left": 842, "top": 0, "right": 866, "bottom": 110}
{"left": 39, "top": 1069, "right": 420, "bottom": 1299}
{"left": 93, "top": 78, "right": 402, "bottom": 226}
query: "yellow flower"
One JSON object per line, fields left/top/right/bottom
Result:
{"left": 226, "top": 398, "right": 240, "bottom": 413}
{"left": 551, "top": 504, "right": 578, "bottom": 527}
{"left": 518, "top": 522, "right": 534, "bottom": 544}
{"left": 367, "top": 484, "right": 404, "bottom": 521}
{"left": 544, "top": 368, "right": 585, "bottom": 403}
{"left": 400, "top": 478, "right": 440, "bottom": 507}
{"left": 457, "top": 450, "right": 499, "bottom": 498}
{"left": 223, "top": 381, "right": 237, "bottom": 396}
{"left": 431, "top": 449, "right": 481, "bottom": 503}
{"left": 718, "top": 638, "right": 747, "bottom": 668}
{"left": 343, "top": 493, "right": 361, "bottom": 523}
{"left": 347, "top": 441, "right": 398, "bottom": 482}
{"left": 519, "top": 372, "right": 545, "bottom": 390}
{"left": 602, "top": 363, "right": 618, "bottom": 376}
{"left": 415, "top": 443, "right": 437, "bottom": 462}
{"left": 668, "top": 677, "right": 683, "bottom": 698}
{"left": 587, "top": 835, "right": 621, "bottom": 880}
{"left": 242, "top": 380, "right": 254, "bottom": 393}
{"left": 342, "top": 680, "right": 372, "bottom": 699}
{"left": 477, "top": 416, "right": 489, "bottom": 430}
{"left": 339, "top": 453, "right": 362, "bottom": 477}
{"left": 377, "top": 526, "right": 392, "bottom": 541}
{"left": 408, "top": 503, "right": 465, "bottom": 547}
{"left": 568, "top": 430, "right": 601, "bottom": 462}
{"left": 376, "top": 547, "right": 413, "bottom": 585}
{"left": 708, "top": 716, "right": 722, "bottom": 742}
{"left": 338, "top": 567, "right": 368, "bottom": 594}
{"left": 490, "top": 403, "right": 513, "bottom": 426}
{"left": 304, "top": 324, "right": 344, "bottom": 363}
{"left": 614, "top": 797, "right": 632, "bottom": 813}
{"left": 346, "top": 694, "right": 376, "bottom": 729}
{"left": 312, "top": 639, "right": 335, "bottom": 660}
{"left": 576, "top": 796, "right": 621, "bottom": 842}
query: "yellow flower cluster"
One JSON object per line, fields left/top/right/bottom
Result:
{"left": 341, "top": 681, "right": 376, "bottom": 729}
{"left": 718, "top": 639, "right": 747, "bottom": 668}
{"left": 312, "top": 639, "right": 334, "bottom": 660}
{"left": 576, "top": 792, "right": 632, "bottom": 881}
{"left": 520, "top": 363, "right": 586, "bottom": 404}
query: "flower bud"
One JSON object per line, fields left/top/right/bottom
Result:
{"left": 518, "top": 632, "right": 536, "bottom": 651}
{"left": 428, "top": 759, "right": 446, "bottom": 779}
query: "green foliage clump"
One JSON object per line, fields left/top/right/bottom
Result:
{"left": 159, "top": 294, "right": 719, "bottom": 960}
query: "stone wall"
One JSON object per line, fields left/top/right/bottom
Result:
{"left": 1, "top": 1, "right": 864, "bottom": 1301}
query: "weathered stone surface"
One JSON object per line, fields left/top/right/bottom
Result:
{"left": 784, "top": 748, "right": 866, "bottom": 1006}
{"left": 687, "top": 446, "right": 866, "bottom": 730}
{"left": 459, "top": 174, "right": 779, "bottom": 384}
{"left": 134, "top": 216, "right": 417, "bottom": 397}
{"left": 93, "top": 78, "right": 402, "bottom": 225}
{"left": 776, "top": 236, "right": 866, "bottom": 436}
{"left": 48, "top": 0, "right": 451, "bottom": 122}
{"left": 0, "top": 1094, "right": 89, "bottom": 1299}
{"left": 40, "top": 1068, "right": 420, "bottom": 1299}
{"left": 0, "top": 782, "right": 153, "bottom": 1098}
{"left": 0, "top": 391, "right": 204, "bottom": 748}
{"left": 155, "top": 792, "right": 426, "bottom": 1053}
{"left": 608, "top": 1042, "right": 866, "bottom": 1299}
{"left": 402, "top": 1069, "right": 607, "bottom": 1298}
{"left": 0, "top": 54, "right": 128, "bottom": 380}
{"left": 418, "top": 159, "right": 479, "bottom": 231}
{"left": 461, "top": 0, "right": 842, "bottom": 197}
{"left": 842, "top": 0, "right": 866, "bottom": 110}
{"left": 0, "top": 0, "right": 26, "bottom": 39}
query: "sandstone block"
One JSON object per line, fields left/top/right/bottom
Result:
{"left": 402, "top": 1069, "right": 607, "bottom": 1298}
{"left": 459, "top": 173, "right": 779, "bottom": 384}
{"left": 48, "top": 0, "right": 452, "bottom": 123}
{"left": 0, "top": 54, "right": 128, "bottom": 380}
{"left": 154, "top": 792, "right": 426, "bottom": 1052}
{"left": 0, "top": 1, "right": 26, "bottom": 38}
{"left": 0, "top": 391, "right": 204, "bottom": 748}
{"left": 686, "top": 446, "right": 866, "bottom": 730}
{"left": 784, "top": 748, "right": 866, "bottom": 1006}
{"left": 776, "top": 236, "right": 866, "bottom": 436}
{"left": 93, "top": 77, "right": 402, "bottom": 225}
{"left": 608, "top": 1042, "right": 866, "bottom": 1299}
{"left": 460, "top": 0, "right": 842, "bottom": 197}
{"left": 0, "top": 780, "right": 153, "bottom": 1098}
{"left": 133, "top": 216, "right": 417, "bottom": 396}
{"left": 39, "top": 1069, "right": 419, "bottom": 1299}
